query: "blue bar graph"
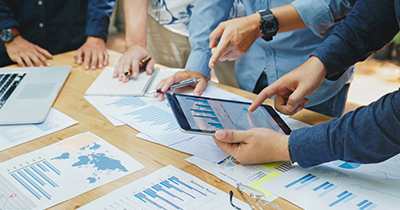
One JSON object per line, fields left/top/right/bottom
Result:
{"left": 193, "top": 115, "right": 219, "bottom": 122}
{"left": 185, "top": 98, "right": 209, "bottom": 104}
{"left": 37, "top": 163, "right": 48, "bottom": 172}
{"left": 285, "top": 173, "right": 313, "bottom": 188}
{"left": 135, "top": 192, "right": 166, "bottom": 210}
{"left": 190, "top": 109, "right": 215, "bottom": 115}
{"left": 43, "top": 160, "right": 61, "bottom": 175}
{"left": 125, "top": 105, "right": 179, "bottom": 131}
{"left": 30, "top": 165, "right": 59, "bottom": 187}
{"left": 144, "top": 188, "right": 183, "bottom": 210}
{"left": 152, "top": 184, "right": 184, "bottom": 201}
{"left": 17, "top": 171, "right": 52, "bottom": 200}
{"left": 208, "top": 122, "right": 223, "bottom": 129}
{"left": 329, "top": 191, "right": 353, "bottom": 207}
{"left": 24, "top": 168, "right": 45, "bottom": 186}
{"left": 195, "top": 104, "right": 212, "bottom": 110}
{"left": 168, "top": 176, "right": 207, "bottom": 196}
{"left": 358, "top": 200, "right": 377, "bottom": 210}
{"left": 295, "top": 176, "right": 319, "bottom": 190}
{"left": 160, "top": 180, "right": 195, "bottom": 199}
{"left": 10, "top": 173, "right": 41, "bottom": 200}
{"left": 106, "top": 97, "right": 147, "bottom": 108}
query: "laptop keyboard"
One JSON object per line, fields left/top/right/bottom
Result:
{"left": 0, "top": 73, "right": 26, "bottom": 110}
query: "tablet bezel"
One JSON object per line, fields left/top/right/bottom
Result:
{"left": 166, "top": 92, "right": 291, "bottom": 135}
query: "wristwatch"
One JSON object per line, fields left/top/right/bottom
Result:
{"left": 0, "top": 28, "right": 20, "bottom": 43}
{"left": 258, "top": 9, "right": 279, "bottom": 41}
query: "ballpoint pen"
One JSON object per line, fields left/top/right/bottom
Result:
{"left": 120, "top": 55, "right": 152, "bottom": 78}
{"left": 148, "top": 78, "right": 201, "bottom": 94}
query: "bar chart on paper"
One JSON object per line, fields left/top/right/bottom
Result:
{"left": 84, "top": 96, "right": 157, "bottom": 126}
{"left": 112, "top": 101, "right": 194, "bottom": 146}
{"left": 0, "top": 132, "right": 144, "bottom": 210}
{"left": 80, "top": 165, "right": 247, "bottom": 210}
{"left": 260, "top": 164, "right": 383, "bottom": 210}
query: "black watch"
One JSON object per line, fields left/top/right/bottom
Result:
{"left": 258, "top": 9, "right": 279, "bottom": 41}
{"left": 0, "top": 28, "right": 20, "bottom": 43}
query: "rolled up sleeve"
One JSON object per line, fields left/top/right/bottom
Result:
{"left": 86, "top": 0, "right": 115, "bottom": 41}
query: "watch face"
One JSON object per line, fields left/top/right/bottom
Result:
{"left": 261, "top": 20, "right": 278, "bottom": 34}
{"left": 1, "top": 29, "right": 13, "bottom": 42}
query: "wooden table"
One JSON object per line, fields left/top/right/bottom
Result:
{"left": 0, "top": 50, "right": 332, "bottom": 209}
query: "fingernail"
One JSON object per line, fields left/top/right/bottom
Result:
{"left": 99, "top": 64, "right": 103, "bottom": 68}
{"left": 85, "top": 65, "right": 89, "bottom": 69}
{"left": 210, "top": 63, "right": 214, "bottom": 68}
{"left": 194, "top": 91, "right": 200, "bottom": 96}
{"left": 92, "top": 65, "right": 96, "bottom": 69}
{"left": 287, "top": 105, "right": 295, "bottom": 112}
{"left": 133, "top": 72, "right": 138, "bottom": 78}
{"left": 46, "top": 62, "right": 51, "bottom": 66}
{"left": 215, "top": 131, "right": 225, "bottom": 139}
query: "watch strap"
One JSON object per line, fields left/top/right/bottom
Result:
{"left": 258, "top": 9, "right": 279, "bottom": 41}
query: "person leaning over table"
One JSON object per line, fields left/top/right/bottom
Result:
{"left": 113, "top": 0, "right": 244, "bottom": 83}
{"left": 0, "top": 0, "right": 115, "bottom": 69}
{"left": 213, "top": 0, "right": 400, "bottom": 168}
{"left": 155, "top": 0, "right": 355, "bottom": 118}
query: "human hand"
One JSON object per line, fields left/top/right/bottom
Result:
{"left": 248, "top": 56, "right": 327, "bottom": 115}
{"left": 4, "top": 36, "right": 52, "bottom": 67}
{"left": 213, "top": 128, "right": 290, "bottom": 165}
{"left": 208, "top": 13, "right": 262, "bottom": 69}
{"left": 153, "top": 70, "right": 207, "bottom": 101}
{"left": 74, "top": 36, "right": 108, "bottom": 70}
{"left": 113, "top": 45, "right": 155, "bottom": 83}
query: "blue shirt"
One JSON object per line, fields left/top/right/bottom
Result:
{"left": 0, "top": 0, "right": 115, "bottom": 56}
{"left": 185, "top": 0, "right": 354, "bottom": 107}
{"left": 291, "top": 0, "right": 400, "bottom": 167}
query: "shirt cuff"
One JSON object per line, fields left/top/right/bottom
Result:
{"left": 289, "top": 124, "right": 336, "bottom": 168}
{"left": 291, "top": 0, "right": 334, "bottom": 37}
{"left": 185, "top": 48, "right": 213, "bottom": 78}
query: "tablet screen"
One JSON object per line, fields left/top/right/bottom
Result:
{"left": 174, "top": 94, "right": 287, "bottom": 134}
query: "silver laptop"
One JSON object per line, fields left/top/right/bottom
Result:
{"left": 0, "top": 66, "right": 71, "bottom": 125}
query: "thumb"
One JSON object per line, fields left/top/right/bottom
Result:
{"left": 215, "top": 129, "right": 248, "bottom": 143}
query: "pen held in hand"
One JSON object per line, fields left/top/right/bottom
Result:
{"left": 121, "top": 55, "right": 152, "bottom": 78}
{"left": 148, "top": 78, "right": 201, "bottom": 94}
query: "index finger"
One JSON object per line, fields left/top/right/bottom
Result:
{"left": 208, "top": 35, "right": 230, "bottom": 69}
{"left": 209, "top": 23, "right": 225, "bottom": 49}
{"left": 248, "top": 85, "right": 279, "bottom": 112}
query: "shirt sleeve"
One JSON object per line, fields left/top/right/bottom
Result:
{"left": 0, "top": 1, "right": 19, "bottom": 30}
{"left": 290, "top": 89, "right": 400, "bottom": 168}
{"left": 312, "top": 0, "right": 399, "bottom": 80}
{"left": 85, "top": 0, "right": 115, "bottom": 41}
{"left": 184, "top": 0, "right": 234, "bottom": 78}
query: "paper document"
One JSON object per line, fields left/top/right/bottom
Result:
{"left": 0, "top": 108, "right": 77, "bottom": 152}
{"left": 80, "top": 165, "right": 247, "bottom": 210}
{"left": 84, "top": 96, "right": 158, "bottom": 126}
{"left": 261, "top": 155, "right": 400, "bottom": 210}
{"left": 0, "top": 132, "right": 144, "bottom": 210}
{"left": 85, "top": 67, "right": 183, "bottom": 96}
{"left": 136, "top": 133, "right": 229, "bottom": 163}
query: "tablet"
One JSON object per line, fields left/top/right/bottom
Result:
{"left": 165, "top": 92, "right": 291, "bottom": 135}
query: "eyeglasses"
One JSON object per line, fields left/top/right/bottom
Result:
{"left": 230, "top": 183, "right": 282, "bottom": 210}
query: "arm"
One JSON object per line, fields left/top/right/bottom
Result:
{"left": 113, "top": 0, "right": 156, "bottom": 82}
{"left": 249, "top": 0, "right": 399, "bottom": 115}
{"left": 291, "top": 89, "right": 400, "bottom": 167}
{"left": 209, "top": 4, "right": 307, "bottom": 67}
{"left": 75, "top": 0, "right": 115, "bottom": 70}
{"left": 208, "top": 0, "right": 355, "bottom": 67}
{"left": 154, "top": 0, "right": 234, "bottom": 100}
{"left": 0, "top": 1, "right": 53, "bottom": 67}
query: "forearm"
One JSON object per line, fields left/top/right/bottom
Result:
{"left": 290, "top": 89, "right": 400, "bottom": 168}
{"left": 86, "top": 0, "right": 115, "bottom": 41}
{"left": 123, "top": 0, "right": 147, "bottom": 48}
{"left": 0, "top": 1, "right": 19, "bottom": 30}
{"left": 185, "top": 0, "right": 233, "bottom": 76}
{"left": 313, "top": 0, "right": 399, "bottom": 80}
{"left": 271, "top": 4, "right": 307, "bottom": 33}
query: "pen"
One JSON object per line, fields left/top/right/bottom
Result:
{"left": 121, "top": 55, "right": 152, "bottom": 78}
{"left": 148, "top": 78, "right": 201, "bottom": 94}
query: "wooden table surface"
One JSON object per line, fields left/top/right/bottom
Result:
{"left": 1, "top": 50, "right": 332, "bottom": 209}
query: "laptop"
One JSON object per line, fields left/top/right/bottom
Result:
{"left": 0, "top": 66, "right": 71, "bottom": 125}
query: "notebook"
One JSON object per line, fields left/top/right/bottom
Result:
{"left": 0, "top": 66, "right": 70, "bottom": 125}
{"left": 85, "top": 67, "right": 182, "bottom": 96}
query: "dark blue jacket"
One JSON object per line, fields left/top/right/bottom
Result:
{"left": 0, "top": 0, "right": 115, "bottom": 66}
{"left": 290, "top": 0, "right": 400, "bottom": 167}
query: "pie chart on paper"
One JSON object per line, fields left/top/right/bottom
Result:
{"left": 332, "top": 160, "right": 361, "bottom": 169}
